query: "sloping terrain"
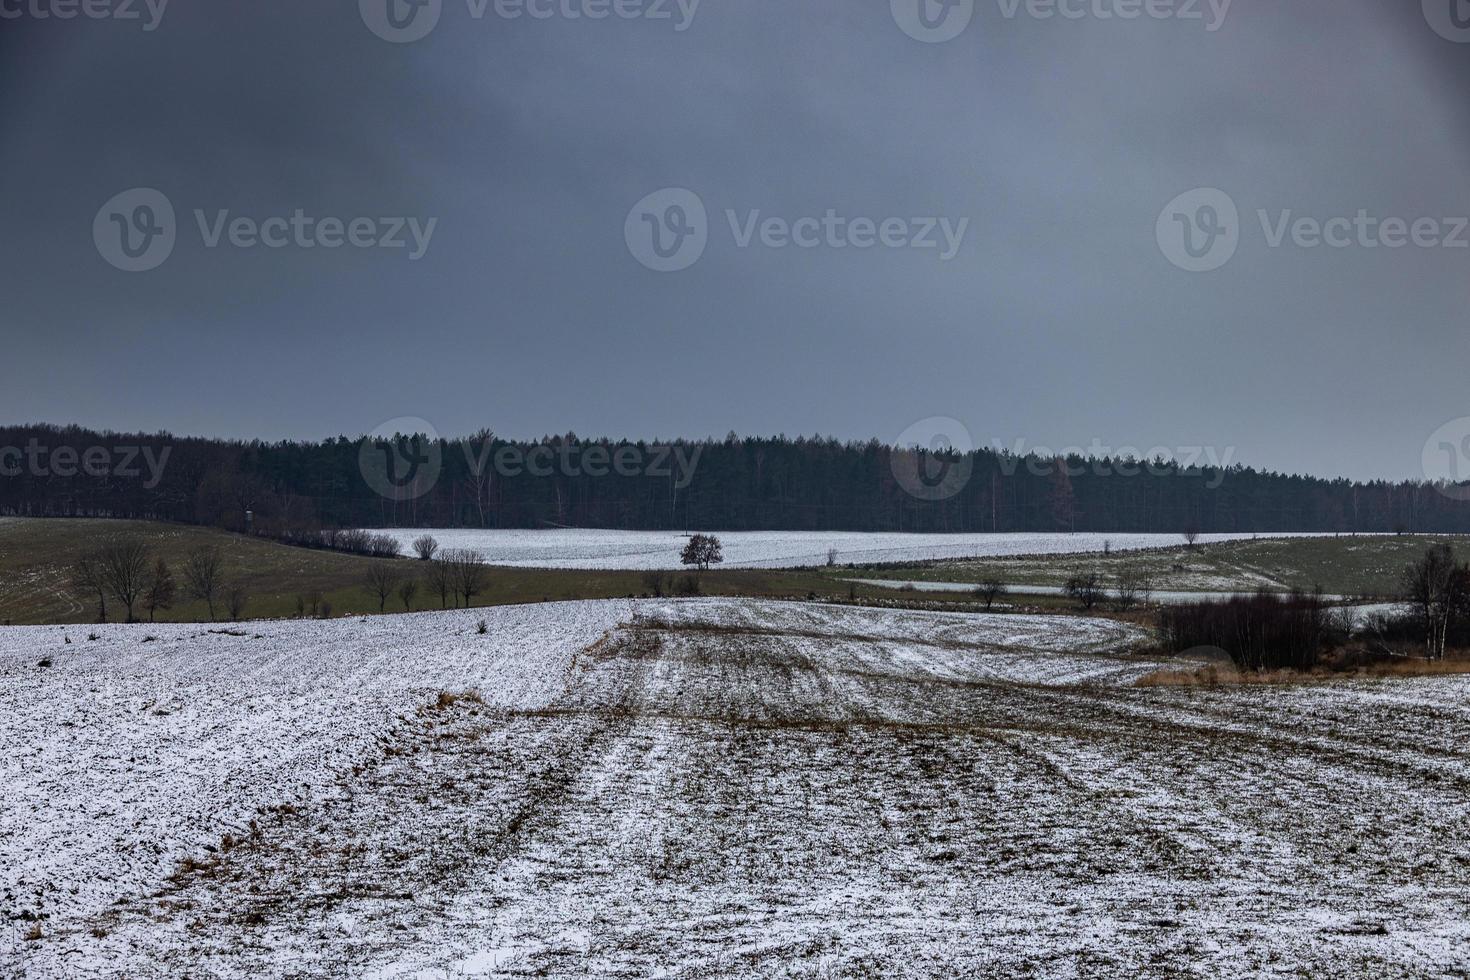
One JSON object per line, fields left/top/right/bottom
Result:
{"left": 873, "top": 533, "right": 1463, "bottom": 597}
{"left": 6, "top": 599, "right": 1470, "bottom": 978}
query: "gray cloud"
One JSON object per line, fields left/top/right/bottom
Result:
{"left": 1, "top": 0, "right": 1467, "bottom": 481}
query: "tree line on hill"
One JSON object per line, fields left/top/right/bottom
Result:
{"left": 4, "top": 423, "right": 1469, "bottom": 537}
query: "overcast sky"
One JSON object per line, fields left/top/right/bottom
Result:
{"left": 1, "top": 0, "right": 1467, "bottom": 481}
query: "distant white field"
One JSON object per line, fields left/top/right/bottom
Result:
{"left": 367, "top": 528, "right": 1330, "bottom": 570}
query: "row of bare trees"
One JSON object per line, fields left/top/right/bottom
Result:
{"left": 69, "top": 540, "right": 248, "bottom": 623}
{"left": 1398, "top": 543, "right": 1470, "bottom": 660}
{"left": 362, "top": 548, "right": 488, "bottom": 613}
{"left": 1063, "top": 568, "right": 1155, "bottom": 612}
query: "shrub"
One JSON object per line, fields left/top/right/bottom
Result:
{"left": 413, "top": 534, "right": 440, "bottom": 561}
{"left": 1064, "top": 571, "right": 1105, "bottom": 610}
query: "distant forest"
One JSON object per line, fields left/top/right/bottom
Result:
{"left": 3, "top": 423, "right": 1469, "bottom": 537}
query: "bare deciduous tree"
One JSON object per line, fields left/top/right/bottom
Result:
{"left": 183, "top": 545, "right": 225, "bottom": 620}
{"left": 363, "top": 564, "right": 402, "bottom": 614}
{"left": 398, "top": 578, "right": 420, "bottom": 612}
{"left": 1111, "top": 570, "right": 1144, "bottom": 612}
{"left": 1064, "top": 570, "right": 1105, "bottom": 611}
{"left": 1400, "top": 544, "right": 1466, "bottom": 660}
{"left": 426, "top": 558, "right": 456, "bottom": 609}
{"left": 1183, "top": 528, "right": 1200, "bottom": 549}
{"left": 412, "top": 535, "right": 439, "bottom": 561}
{"left": 445, "top": 549, "right": 488, "bottom": 609}
{"left": 70, "top": 552, "right": 108, "bottom": 624}
{"left": 974, "top": 577, "right": 1008, "bottom": 611}
{"left": 99, "top": 537, "right": 152, "bottom": 622}
{"left": 225, "top": 584, "right": 250, "bottom": 622}
{"left": 142, "top": 558, "right": 177, "bottom": 623}
{"left": 641, "top": 570, "right": 670, "bottom": 598}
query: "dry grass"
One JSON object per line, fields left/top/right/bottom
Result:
{"left": 1137, "top": 650, "right": 1470, "bottom": 687}
{"left": 432, "top": 690, "right": 485, "bottom": 712}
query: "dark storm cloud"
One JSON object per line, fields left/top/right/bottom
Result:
{"left": 1, "top": 0, "right": 1467, "bottom": 482}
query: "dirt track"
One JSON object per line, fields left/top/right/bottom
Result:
{"left": 25, "top": 601, "right": 1470, "bottom": 978}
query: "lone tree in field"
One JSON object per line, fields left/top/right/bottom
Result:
{"left": 142, "top": 558, "right": 177, "bottom": 623}
{"left": 412, "top": 534, "right": 439, "bottom": 561}
{"left": 363, "top": 564, "right": 402, "bottom": 614}
{"left": 680, "top": 534, "right": 724, "bottom": 581}
{"left": 70, "top": 552, "right": 108, "bottom": 624}
{"left": 99, "top": 537, "right": 153, "bottom": 623}
{"left": 974, "top": 577, "right": 1008, "bottom": 611}
{"left": 446, "top": 549, "right": 488, "bottom": 609}
{"left": 182, "top": 545, "right": 225, "bottom": 620}
{"left": 426, "top": 558, "right": 456, "bottom": 609}
{"left": 1183, "top": 528, "right": 1200, "bottom": 549}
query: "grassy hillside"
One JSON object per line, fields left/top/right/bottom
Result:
{"left": 0, "top": 519, "right": 659, "bottom": 625}
{"left": 6, "top": 519, "right": 1446, "bottom": 626}
{"left": 841, "top": 533, "right": 1464, "bottom": 597}
{"left": 0, "top": 518, "right": 953, "bottom": 625}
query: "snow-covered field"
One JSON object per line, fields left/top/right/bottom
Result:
{"left": 7, "top": 598, "right": 1470, "bottom": 977}
{"left": 365, "top": 528, "right": 1326, "bottom": 570}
